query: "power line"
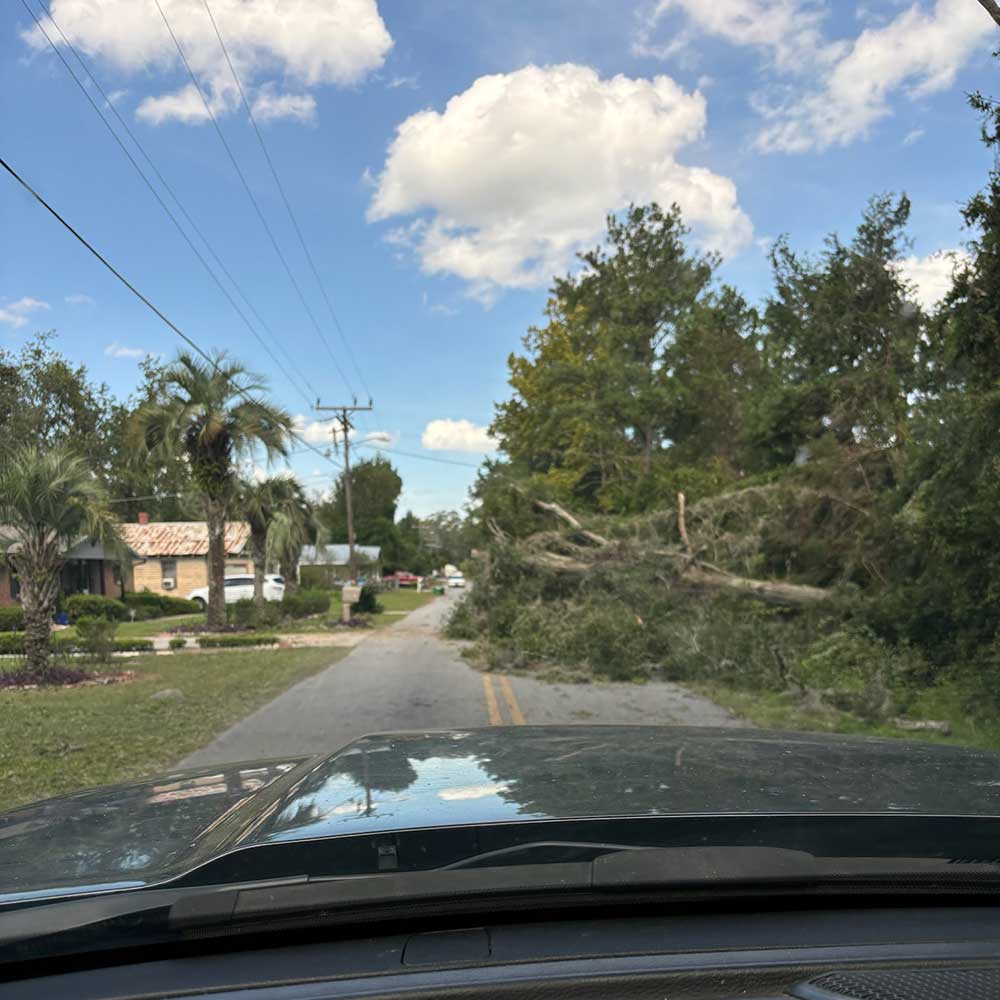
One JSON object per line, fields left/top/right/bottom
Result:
{"left": 200, "top": 0, "right": 373, "bottom": 404}
{"left": 20, "top": 0, "right": 319, "bottom": 411}
{"left": 358, "top": 442, "right": 484, "bottom": 469}
{"left": 0, "top": 153, "right": 340, "bottom": 473}
{"left": 152, "top": 0, "right": 356, "bottom": 397}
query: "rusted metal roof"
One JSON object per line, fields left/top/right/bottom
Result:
{"left": 118, "top": 521, "right": 251, "bottom": 557}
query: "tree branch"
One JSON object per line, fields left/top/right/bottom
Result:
{"left": 977, "top": 0, "right": 1000, "bottom": 27}
{"left": 531, "top": 497, "right": 610, "bottom": 546}
{"left": 677, "top": 491, "right": 692, "bottom": 555}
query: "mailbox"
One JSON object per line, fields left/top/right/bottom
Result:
{"left": 342, "top": 585, "right": 362, "bottom": 605}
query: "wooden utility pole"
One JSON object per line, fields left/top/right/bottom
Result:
{"left": 315, "top": 401, "right": 373, "bottom": 583}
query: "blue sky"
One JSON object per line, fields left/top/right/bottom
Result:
{"left": 1, "top": 0, "right": 997, "bottom": 515}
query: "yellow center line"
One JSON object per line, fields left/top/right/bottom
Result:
{"left": 498, "top": 674, "right": 526, "bottom": 725}
{"left": 482, "top": 674, "right": 502, "bottom": 725}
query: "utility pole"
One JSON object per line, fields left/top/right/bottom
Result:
{"left": 315, "top": 401, "right": 373, "bottom": 583}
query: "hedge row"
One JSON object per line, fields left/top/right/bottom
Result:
{"left": 66, "top": 595, "right": 129, "bottom": 623}
{"left": 123, "top": 591, "right": 201, "bottom": 617}
{"left": 0, "top": 607, "right": 24, "bottom": 632}
{"left": 0, "top": 633, "right": 154, "bottom": 655}
{"left": 197, "top": 634, "right": 279, "bottom": 648}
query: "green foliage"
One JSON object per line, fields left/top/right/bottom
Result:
{"left": 198, "top": 633, "right": 279, "bottom": 648}
{"left": 123, "top": 591, "right": 200, "bottom": 617}
{"left": 168, "top": 637, "right": 187, "bottom": 650}
{"left": 65, "top": 594, "right": 128, "bottom": 624}
{"left": 355, "top": 583, "right": 383, "bottom": 615}
{"left": 0, "top": 607, "right": 24, "bottom": 632}
{"left": 317, "top": 456, "right": 402, "bottom": 547}
{"left": 74, "top": 615, "right": 119, "bottom": 664}
{"left": 0, "top": 633, "right": 25, "bottom": 654}
{"left": 280, "top": 588, "right": 332, "bottom": 619}
{"left": 0, "top": 632, "right": 153, "bottom": 655}
{"left": 227, "top": 597, "right": 282, "bottom": 629}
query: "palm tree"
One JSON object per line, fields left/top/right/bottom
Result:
{"left": 132, "top": 352, "right": 292, "bottom": 629}
{"left": 0, "top": 446, "right": 122, "bottom": 675}
{"left": 266, "top": 479, "right": 315, "bottom": 594}
{"left": 238, "top": 475, "right": 306, "bottom": 609}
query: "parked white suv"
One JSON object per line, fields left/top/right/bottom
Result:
{"left": 187, "top": 574, "right": 285, "bottom": 609}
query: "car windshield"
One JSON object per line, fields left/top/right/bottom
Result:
{"left": 4, "top": 0, "right": 1000, "bottom": 953}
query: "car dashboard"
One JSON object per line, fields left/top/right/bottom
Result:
{"left": 3, "top": 903, "right": 999, "bottom": 999}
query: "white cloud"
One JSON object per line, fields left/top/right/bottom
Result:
{"left": 754, "top": 0, "right": 992, "bottom": 153}
{"left": 421, "top": 418, "right": 498, "bottom": 454}
{"left": 894, "top": 249, "right": 971, "bottom": 312}
{"left": 292, "top": 415, "right": 337, "bottom": 444}
{"left": 250, "top": 87, "right": 316, "bottom": 124}
{"left": 104, "top": 341, "right": 147, "bottom": 358}
{"left": 635, "top": 0, "right": 993, "bottom": 154}
{"left": 387, "top": 73, "right": 419, "bottom": 90}
{"left": 421, "top": 291, "right": 458, "bottom": 317}
{"left": 136, "top": 83, "right": 217, "bottom": 125}
{"left": 65, "top": 292, "right": 95, "bottom": 306}
{"left": 634, "top": 0, "right": 834, "bottom": 73}
{"left": 368, "top": 64, "right": 752, "bottom": 299}
{"left": 360, "top": 430, "right": 400, "bottom": 447}
{"left": 0, "top": 297, "right": 50, "bottom": 329}
{"left": 292, "top": 416, "right": 397, "bottom": 449}
{"left": 903, "top": 127, "right": 926, "bottom": 145}
{"left": 25, "top": 0, "right": 393, "bottom": 126}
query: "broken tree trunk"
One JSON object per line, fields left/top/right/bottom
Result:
{"left": 976, "top": 0, "right": 1000, "bottom": 28}
{"left": 677, "top": 562, "right": 831, "bottom": 607}
{"left": 531, "top": 498, "right": 610, "bottom": 547}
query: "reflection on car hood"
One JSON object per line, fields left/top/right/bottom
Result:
{"left": 3, "top": 725, "right": 1000, "bottom": 902}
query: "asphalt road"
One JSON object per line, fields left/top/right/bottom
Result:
{"left": 182, "top": 592, "right": 744, "bottom": 766}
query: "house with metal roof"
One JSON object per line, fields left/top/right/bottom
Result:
{"left": 119, "top": 516, "right": 254, "bottom": 597}
{"left": 298, "top": 544, "right": 382, "bottom": 585}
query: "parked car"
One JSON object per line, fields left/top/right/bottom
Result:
{"left": 447, "top": 572, "right": 466, "bottom": 589}
{"left": 186, "top": 574, "right": 285, "bottom": 609}
{"left": 391, "top": 571, "right": 421, "bottom": 588}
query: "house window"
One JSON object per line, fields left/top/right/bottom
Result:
{"left": 161, "top": 558, "right": 177, "bottom": 587}
{"left": 225, "top": 562, "right": 249, "bottom": 575}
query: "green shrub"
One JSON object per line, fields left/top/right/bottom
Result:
{"left": 128, "top": 606, "right": 157, "bottom": 622}
{"left": 355, "top": 584, "right": 383, "bottom": 615}
{"left": 227, "top": 598, "right": 281, "bottom": 629}
{"left": 74, "top": 615, "right": 118, "bottom": 663}
{"left": 168, "top": 637, "right": 187, "bottom": 650}
{"left": 281, "top": 589, "right": 331, "bottom": 619}
{"left": 123, "top": 590, "right": 162, "bottom": 611}
{"left": 159, "top": 595, "right": 201, "bottom": 615}
{"left": 123, "top": 591, "right": 201, "bottom": 617}
{"left": 0, "top": 632, "right": 153, "bottom": 655}
{"left": 66, "top": 594, "right": 128, "bottom": 623}
{"left": 228, "top": 597, "right": 258, "bottom": 629}
{"left": 198, "top": 634, "right": 279, "bottom": 648}
{"left": 0, "top": 633, "right": 24, "bottom": 654}
{"left": 111, "top": 638, "right": 154, "bottom": 653}
{"left": 0, "top": 607, "right": 24, "bottom": 632}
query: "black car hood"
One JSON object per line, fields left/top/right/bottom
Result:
{"left": 3, "top": 725, "right": 1000, "bottom": 903}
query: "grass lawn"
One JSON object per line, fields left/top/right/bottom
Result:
{"left": 273, "top": 589, "right": 439, "bottom": 633}
{"left": 57, "top": 613, "right": 206, "bottom": 641}
{"left": 0, "top": 646, "right": 346, "bottom": 813}
{"left": 116, "top": 613, "right": 204, "bottom": 638}
{"left": 693, "top": 680, "right": 1000, "bottom": 753}
{"left": 367, "top": 590, "right": 437, "bottom": 628}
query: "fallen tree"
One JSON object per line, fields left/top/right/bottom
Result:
{"left": 516, "top": 494, "right": 832, "bottom": 608}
